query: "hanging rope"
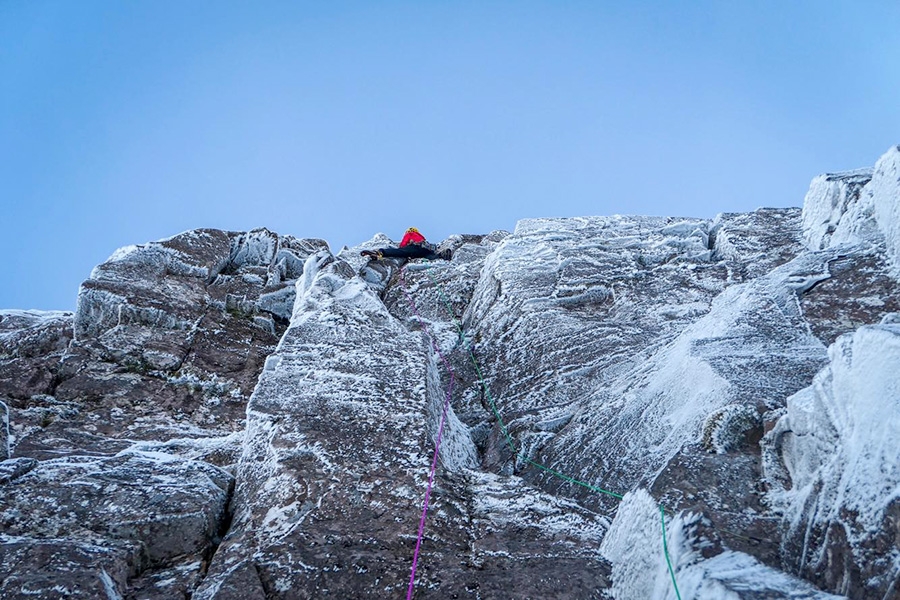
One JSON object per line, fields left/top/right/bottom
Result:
{"left": 399, "top": 268, "right": 457, "bottom": 600}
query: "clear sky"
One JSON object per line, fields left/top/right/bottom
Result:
{"left": 2, "top": 1, "right": 899, "bottom": 311}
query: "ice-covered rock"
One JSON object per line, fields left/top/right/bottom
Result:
{"left": 461, "top": 212, "right": 819, "bottom": 504}
{"left": 601, "top": 489, "right": 843, "bottom": 599}
{"left": 802, "top": 146, "right": 900, "bottom": 274}
{"left": 870, "top": 146, "right": 900, "bottom": 271}
{"left": 711, "top": 208, "right": 806, "bottom": 280}
{"left": 801, "top": 169, "right": 874, "bottom": 251}
{"left": 762, "top": 318, "right": 900, "bottom": 598}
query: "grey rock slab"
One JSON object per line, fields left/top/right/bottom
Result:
{"left": 0, "top": 535, "right": 137, "bottom": 600}
{"left": 198, "top": 254, "right": 611, "bottom": 598}
{"left": 462, "top": 213, "right": 821, "bottom": 503}
{"left": 0, "top": 450, "right": 233, "bottom": 566}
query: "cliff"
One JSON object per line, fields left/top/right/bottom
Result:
{"left": 2, "top": 147, "right": 899, "bottom": 599}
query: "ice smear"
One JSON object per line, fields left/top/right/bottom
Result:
{"left": 469, "top": 469, "right": 608, "bottom": 543}
{"left": 870, "top": 146, "right": 900, "bottom": 271}
{"left": 801, "top": 146, "right": 900, "bottom": 274}
{"left": 801, "top": 169, "right": 874, "bottom": 251}
{"left": 99, "top": 568, "right": 124, "bottom": 600}
{"left": 763, "top": 318, "right": 900, "bottom": 590}
{"left": 601, "top": 490, "right": 844, "bottom": 599}
{"left": 550, "top": 250, "right": 828, "bottom": 496}
{"left": 425, "top": 350, "right": 477, "bottom": 471}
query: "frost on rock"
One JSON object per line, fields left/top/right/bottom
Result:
{"left": 463, "top": 212, "right": 822, "bottom": 515}
{"left": 601, "top": 490, "right": 844, "bottom": 600}
{"left": 801, "top": 169, "right": 874, "bottom": 251}
{"left": 762, "top": 319, "right": 900, "bottom": 598}
{"left": 3, "top": 150, "right": 900, "bottom": 598}
{"left": 0, "top": 228, "right": 329, "bottom": 599}
{"left": 197, "top": 245, "right": 612, "bottom": 599}
{"left": 711, "top": 208, "right": 806, "bottom": 280}
{"left": 0, "top": 449, "right": 233, "bottom": 599}
{"left": 40, "top": 228, "right": 327, "bottom": 442}
{"left": 0, "top": 310, "right": 74, "bottom": 423}
{"left": 336, "top": 231, "right": 395, "bottom": 276}
{"left": 195, "top": 253, "right": 473, "bottom": 598}
{"left": 870, "top": 146, "right": 900, "bottom": 271}
{"left": 801, "top": 146, "right": 900, "bottom": 276}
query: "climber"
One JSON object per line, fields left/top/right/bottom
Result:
{"left": 360, "top": 227, "right": 452, "bottom": 261}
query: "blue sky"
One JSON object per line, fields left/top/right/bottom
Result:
{"left": 2, "top": 1, "right": 899, "bottom": 311}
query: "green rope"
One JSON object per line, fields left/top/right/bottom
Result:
{"left": 424, "top": 268, "right": 518, "bottom": 455}
{"left": 660, "top": 504, "right": 682, "bottom": 600}
{"left": 416, "top": 260, "right": 682, "bottom": 598}
{"left": 421, "top": 263, "right": 624, "bottom": 502}
{"left": 523, "top": 457, "right": 624, "bottom": 499}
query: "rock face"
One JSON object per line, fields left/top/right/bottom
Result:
{"left": 763, "top": 321, "right": 900, "bottom": 598}
{"left": 194, "top": 251, "right": 609, "bottom": 599}
{"left": 1, "top": 147, "right": 899, "bottom": 599}
{"left": 0, "top": 228, "right": 327, "bottom": 598}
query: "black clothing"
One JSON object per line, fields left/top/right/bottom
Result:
{"left": 378, "top": 245, "right": 443, "bottom": 260}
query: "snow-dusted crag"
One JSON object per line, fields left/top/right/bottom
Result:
{"left": 1, "top": 228, "right": 327, "bottom": 598}
{"left": 1, "top": 147, "right": 899, "bottom": 599}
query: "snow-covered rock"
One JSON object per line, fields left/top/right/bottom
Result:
{"left": 461, "top": 211, "right": 820, "bottom": 506}
{"left": 870, "top": 146, "right": 900, "bottom": 271}
{"left": 802, "top": 146, "right": 900, "bottom": 273}
{"left": 0, "top": 228, "right": 327, "bottom": 598}
{"left": 601, "top": 489, "right": 843, "bottom": 599}
{"left": 762, "top": 318, "right": 900, "bottom": 598}
{"left": 801, "top": 169, "right": 874, "bottom": 251}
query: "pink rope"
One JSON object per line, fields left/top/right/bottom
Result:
{"left": 400, "top": 267, "right": 457, "bottom": 600}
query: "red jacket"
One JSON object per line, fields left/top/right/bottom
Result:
{"left": 400, "top": 230, "right": 426, "bottom": 247}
